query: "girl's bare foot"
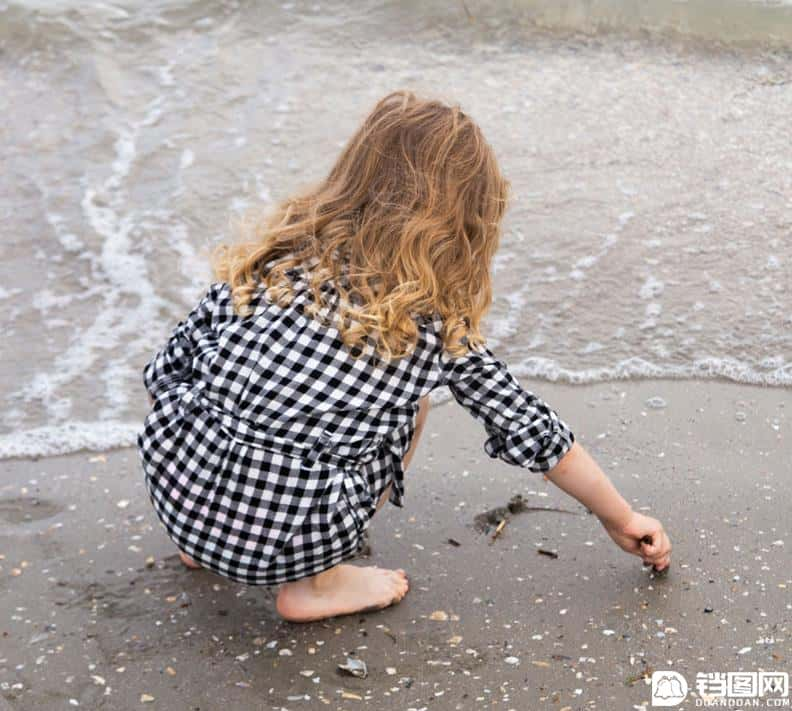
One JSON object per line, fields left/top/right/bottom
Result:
{"left": 275, "top": 564, "right": 409, "bottom": 622}
{"left": 179, "top": 550, "right": 202, "bottom": 569}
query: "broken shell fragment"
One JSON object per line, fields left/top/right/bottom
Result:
{"left": 337, "top": 656, "right": 368, "bottom": 679}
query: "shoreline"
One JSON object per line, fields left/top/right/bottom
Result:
{"left": 1, "top": 379, "right": 788, "bottom": 709}
{"left": 1, "top": 376, "right": 789, "bottom": 462}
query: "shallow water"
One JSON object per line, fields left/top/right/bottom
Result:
{"left": 0, "top": 0, "right": 790, "bottom": 457}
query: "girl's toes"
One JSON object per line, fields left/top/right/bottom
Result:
{"left": 389, "top": 571, "right": 405, "bottom": 586}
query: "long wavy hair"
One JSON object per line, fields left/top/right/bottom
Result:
{"left": 211, "top": 89, "right": 511, "bottom": 360}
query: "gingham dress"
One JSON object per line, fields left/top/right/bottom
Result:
{"left": 136, "top": 269, "right": 575, "bottom": 585}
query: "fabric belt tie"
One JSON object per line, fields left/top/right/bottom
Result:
{"left": 178, "top": 384, "right": 380, "bottom": 469}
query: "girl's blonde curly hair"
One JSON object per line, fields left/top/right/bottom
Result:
{"left": 211, "top": 89, "right": 511, "bottom": 360}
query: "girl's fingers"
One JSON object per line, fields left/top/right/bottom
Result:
{"left": 640, "top": 531, "right": 671, "bottom": 563}
{"left": 651, "top": 554, "right": 671, "bottom": 572}
{"left": 642, "top": 552, "right": 670, "bottom": 570}
{"left": 657, "top": 532, "right": 672, "bottom": 559}
{"left": 640, "top": 537, "right": 659, "bottom": 557}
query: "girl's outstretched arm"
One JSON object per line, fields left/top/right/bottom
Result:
{"left": 546, "top": 441, "right": 672, "bottom": 571}
{"left": 439, "top": 341, "right": 671, "bottom": 572}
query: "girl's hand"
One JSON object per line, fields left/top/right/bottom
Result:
{"left": 545, "top": 443, "right": 671, "bottom": 571}
{"left": 601, "top": 511, "right": 672, "bottom": 572}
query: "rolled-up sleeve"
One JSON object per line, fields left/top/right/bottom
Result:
{"left": 439, "top": 343, "right": 575, "bottom": 472}
{"left": 142, "top": 283, "right": 221, "bottom": 398}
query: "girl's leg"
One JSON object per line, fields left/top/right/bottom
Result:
{"left": 179, "top": 551, "right": 202, "bottom": 569}
{"left": 276, "top": 395, "right": 430, "bottom": 622}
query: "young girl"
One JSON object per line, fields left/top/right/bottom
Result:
{"left": 137, "top": 90, "right": 671, "bottom": 623}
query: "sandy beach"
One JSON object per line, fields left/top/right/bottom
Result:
{"left": 1, "top": 379, "right": 789, "bottom": 709}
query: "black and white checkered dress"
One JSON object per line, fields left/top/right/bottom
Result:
{"left": 136, "top": 269, "right": 575, "bottom": 585}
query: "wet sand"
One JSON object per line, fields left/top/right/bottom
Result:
{"left": 1, "top": 379, "right": 789, "bottom": 709}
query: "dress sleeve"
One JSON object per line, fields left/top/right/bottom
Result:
{"left": 439, "top": 342, "right": 575, "bottom": 472}
{"left": 142, "top": 283, "right": 222, "bottom": 398}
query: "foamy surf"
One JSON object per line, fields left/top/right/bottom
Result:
{"left": 509, "top": 357, "right": 792, "bottom": 387}
{"left": 0, "top": 422, "right": 142, "bottom": 460}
